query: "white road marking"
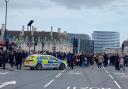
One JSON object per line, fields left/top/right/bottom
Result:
{"left": 0, "top": 72, "right": 8, "bottom": 75}
{"left": 73, "top": 87, "right": 77, "bottom": 89}
{"left": 104, "top": 68, "right": 122, "bottom": 89}
{"left": 67, "top": 86, "right": 70, "bottom": 89}
{"left": 70, "top": 72, "right": 82, "bottom": 75}
{"left": 90, "top": 87, "right": 100, "bottom": 89}
{"left": 44, "top": 79, "right": 54, "bottom": 88}
{"left": 114, "top": 80, "right": 122, "bottom": 89}
{"left": 56, "top": 73, "right": 62, "bottom": 78}
{"left": 80, "top": 87, "right": 89, "bottom": 89}
{"left": 104, "top": 69, "right": 109, "bottom": 74}
{"left": 113, "top": 72, "right": 128, "bottom": 78}
{"left": 80, "top": 87, "right": 111, "bottom": 89}
{"left": 0, "top": 81, "right": 16, "bottom": 88}
{"left": 109, "top": 74, "right": 114, "bottom": 79}
{"left": 63, "top": 70, "right": 66, "bottom": 72}
{"left": 69, "top": 71, "right": 82, "bottom": 75}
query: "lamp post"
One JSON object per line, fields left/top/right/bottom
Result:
{"left": 27, "top": 20, "right": 34, "bottom": 42}
{"left": 4, "top": 0, "right": 9, "bottom": 51}
{"left": 27, "top": 20, "right": 34, "bottom": 52}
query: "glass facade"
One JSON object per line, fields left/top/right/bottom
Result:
{"left": 92, "top": 31, "right": 120, "bottom": 53}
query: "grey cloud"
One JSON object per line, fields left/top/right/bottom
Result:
{"left": 0, "top": 0, "right": 52, "bottom": 10}
{"left": 50, "top": 0, "right": 116, "bottom": 9}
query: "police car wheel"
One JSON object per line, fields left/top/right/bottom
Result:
{"left": 36, "top": 63, "right": 42, "bottom": 70}
{"left": 30, "top": 67, "right": 34, "bottom": 70}
{"left": 59, "top": 63, "right": 65, "bottom": 70}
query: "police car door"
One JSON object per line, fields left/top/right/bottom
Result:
{"left": 41, "top": 55, "right": 49, "bottom": 68}
{"left": 48, "top": 56, "right": 59, "bottom": 68}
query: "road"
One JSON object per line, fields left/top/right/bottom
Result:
{"left": 0, "top": 66, "right": 128, "bottom": 89}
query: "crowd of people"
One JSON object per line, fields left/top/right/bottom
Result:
{"left": 0, "top": 49, "right": 128, "bottom": 71}
{"left": 45, "top": 51, "right": 128, "bottom": 70}
{"left": 0, "top": 49, "right": 29, "bottom": 70}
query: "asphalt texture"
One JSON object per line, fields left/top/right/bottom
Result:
{"left": 0, "top": 65, "right": 128, "bottom": 89}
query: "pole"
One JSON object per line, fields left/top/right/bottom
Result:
{"left": 30, "top": 26, "right": 32, "bottom": 42}
{"left": 78, "top": 38, "right": 80, "bottom": 53}
{"left": 27, "top": 20, "right": 34, "bottom": 53}
{"left": 4, "top": 0, "right": 8, "bottom": 51}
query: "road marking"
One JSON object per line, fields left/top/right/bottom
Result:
{"left": 113, "top": 72, "right": 128, "bottom": 78}
{"left": 114, "top": 80, "right": 122, "bottom": 89}
{"left": 0, "top": 72, "right": 8, "bottom": 75}
{"left": 67, "top": 86, "right": 70, "bottom": 89}
{"left": 63, "top": 70, "right": 66, "bottom": 72}
{"left": 104, "top": 69, "right": 109, "bottom": 74}
{"left": 69, "top": 71, "right": 82, "bottom": 75}
{"left": 44, "top": 79, "right": 54, "bottom": 88}
{"left": 70, "top": 72, "right": 82, "bottom": 75}
{"left": 73, "top": 87, "right": 77, "bottom": 89}
{"left": 109, "top": 74, "right": 114, "bottom": 79}
{"left": 80, "top": 87, "right": 111, "bottom": 89}
{"left": 56, "top": 73, "right": 62, "bottom": 78}
{"left": 0, "top": 81, "right": 16, "bottom": 88}
{"left": 80, "top": 87, "right": 89, "bottom": 89}
{"left": 103, "top": 68, "right": 121, "bottom": 89}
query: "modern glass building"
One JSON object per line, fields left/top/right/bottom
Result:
{"left": 92, "top": 31, "right": 120, "bottom": 53}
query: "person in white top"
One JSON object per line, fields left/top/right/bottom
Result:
{"left": 120, "top": 57, "right": 125, "bottom": 70}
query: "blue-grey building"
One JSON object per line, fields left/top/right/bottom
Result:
{"left": 92, "top": 31, "right": 120, "bottom": 53}
{"left": 68, "top": 33, "right": 92, "bottom": 53}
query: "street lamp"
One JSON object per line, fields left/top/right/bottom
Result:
{"left": 27, "top": 20, "right": 34, "bottom": 52}
{"left": 27, "top": 20, "right": 34, "bottom": 42}
{"left": 4, "top": 0, "right": 9, "bottom": 51}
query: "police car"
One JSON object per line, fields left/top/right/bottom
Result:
{"left": 24, "top": 54, "right": 67, "bottom": 70}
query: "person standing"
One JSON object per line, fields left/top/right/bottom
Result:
{"left": 115, "top": 54, "right": 120, "bottom": 70}
{"left": 124, "top": 55, "right": 128, "bottom": 67}
{"left": 15, "top": 49, "right": 23, "bottom": 70}
{"left": 2, "top": 50, "right": 9, "bottom": 69}
{"left": 8, "top": 51, "right": 14, "bottom": 70}
{"left": 80, "top": 53, "right": 84, "bottom": 67}
{"left": 70, "top": 53, "right": 74, "bottom": 69}
{"left": 103, "top": 54, "right": 108, "bottom": 67}
{"left": 97, "top": 54, "right": 104, "bottom": 68}
{"left": 119, "top": 56, "right": 125, "bottom": 70}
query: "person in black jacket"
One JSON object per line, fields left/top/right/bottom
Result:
{"left": 2, "top": 50, "right": 9, "bottom": 69}
{"left": 115, "top": 54, "right": 120, "bottom": 70}
{"left": 0, "top": 50, "right": 4, "bottom": 67}
{"left": 8, "top": 51, "right": 14, "bottom": 70}
{"left": 15, "top": 49, "right": 23, "bottom": 70}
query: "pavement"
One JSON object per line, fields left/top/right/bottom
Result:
{"left": 0, "top": 65, "right": 128, "bottom": 89}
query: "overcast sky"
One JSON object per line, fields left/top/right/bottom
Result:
{"left": 0, "top": 0, "right": 128, "bottom": 43}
